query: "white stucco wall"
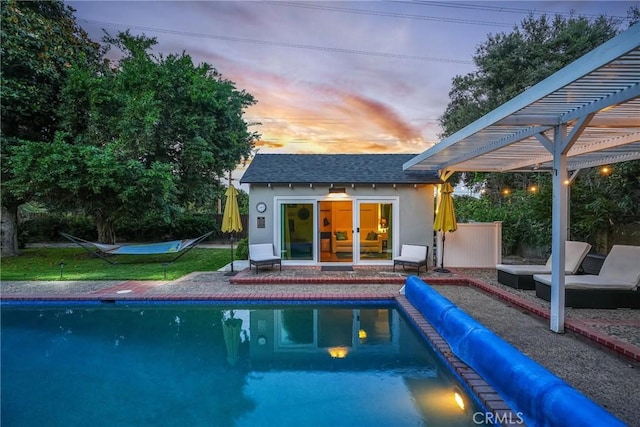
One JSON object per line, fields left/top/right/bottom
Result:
{"left": 245, "top": 183, "right": 435, "bottom": 265}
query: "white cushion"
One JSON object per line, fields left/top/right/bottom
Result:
{"left": 497, "top": 264, "right": 556, "bottom": 275}
{"left": 533, "top": 274, "right": 637, "bottom": 291}
{"left": 599, "top": 245, "right": 640, "bottom": 286}
{"left": 395, "top": 245, "right": 427, "bottom": 262}
{"left": 496, "top": 241, "right": 591, "bottom": 275}
{"left": 565, "top": 241, "right": 593, "bottom": 274}
{"left": 534, "top": 245, "right": 640, "bottom": 291}
{"left": 249, "top": 243, "right": 280, "bottom": 261}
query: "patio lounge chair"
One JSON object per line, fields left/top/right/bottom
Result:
{"left": 249, "top": 243, "right": 282, "bottom": 274}
{"left": 533, "top": 245, "right": 640, "bottom": 308}
{"left": 393, "top": 244, "right": 429, "bottom": 274}
{"left": 496, "top": 241, "right": 591, "bottom": 289}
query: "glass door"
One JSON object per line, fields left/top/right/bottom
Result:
{"left": 318, "top": 200, "right": 353, "bottom": 263}
{"left": 280, "top": 203, "right": 314, "bottom": 261}
{"left": 356, "top": 201, "right": 394, "bottom": 262}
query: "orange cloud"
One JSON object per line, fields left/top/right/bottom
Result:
{"left": 338, "top": 93, "right": 423, "bottom": 141}
{"left": 186, "top": 46, "right": 434, "bottom": 156}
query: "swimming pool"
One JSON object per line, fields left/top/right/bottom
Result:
{"left": 1, "top": 302, "right": 487, "bottom": 426}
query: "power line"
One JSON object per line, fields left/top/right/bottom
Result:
{"left": 408, "top": 1, "right": 629, "bottom": 21}
{"left": 270, "top": 1, "right": 631, "bottom": 26}
{"left": 79, "top": 19, "right": 473, "bottom": 64}
{"left": 267, "top": 1, "right": 514, "bottom": 27}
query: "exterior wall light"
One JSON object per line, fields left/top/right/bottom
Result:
{"left": 329, "top": 187, "right": 346, "bottom": 194}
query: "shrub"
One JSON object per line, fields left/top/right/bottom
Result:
{"left": 20, "top": 211, "right": 219, "bottom": 243}
{"left": 20, "top": 213, "right": 95, "bottom": 242}
{"left": 454, "top": 190, "right": 553, "bottom": 256}
{"left": 235, "top": 237, "right": 248, "bottom": 260}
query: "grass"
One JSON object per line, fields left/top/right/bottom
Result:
{"left": 0, "top": 247, "right": 233, "bottom": 281}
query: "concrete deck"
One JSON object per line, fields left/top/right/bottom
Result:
{"left": 2, "top": 266, "right": 639, "bottom": 425}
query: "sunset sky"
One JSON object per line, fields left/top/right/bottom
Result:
{"left": 67, "top": 1, "right": 636, "bottom": 180}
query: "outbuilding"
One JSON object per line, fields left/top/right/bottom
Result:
{"left": 240, "top": 154, "right": 440, "bottom": 266}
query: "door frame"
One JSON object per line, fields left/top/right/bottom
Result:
{"left": 274, "top": 196, "right": 399, "bottom": 265}
{"left": 354, "top": 198, "right": 398, "bottom": 265}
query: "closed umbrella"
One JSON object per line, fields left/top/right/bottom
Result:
{"left": 221, "top": 184, "right": 243, "bottom": 274}
{"left": 433, "top": 182, "right": 457, "bottom": 273}
{"left": 222, "top": 310, "right": 243, "bottom": 366}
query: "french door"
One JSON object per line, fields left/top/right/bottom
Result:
{"left": 354, "top": 200, "right": 393, "bottom": 262}
{"left": 278, "top": 198, "right": 395, "bottom": 264}
{"left": 317, "top": 199, "right": 394, "bottom": 263}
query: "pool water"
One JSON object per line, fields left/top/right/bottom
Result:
{"left": 1, "top": 304, "right": 485, "bottom": 426}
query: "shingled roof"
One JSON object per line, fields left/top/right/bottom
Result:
{"left": 240, "top": 154, "right": 440, "bottom": 185}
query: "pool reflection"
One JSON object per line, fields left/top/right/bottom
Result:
{"left": 1, "top": 305, "right": 482, "bottom": 426}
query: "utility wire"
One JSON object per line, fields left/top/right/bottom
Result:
{"left": 269, "top": 1, "right": 630, "bottom": 25}
{"left": 267, "top": 1, "right": 514, "bottom": 27}
{"left": 407, "top": 1, "right": 629, "bottom": 21}
{"left": 79, "top": 19, "right": 473, "bottom": 64}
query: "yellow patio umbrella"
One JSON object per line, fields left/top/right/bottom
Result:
{"left": 222, "top": 311, "right": 243, "bottom": 366}
{"left": 222, "top": 184, "right": 243, "bottom": 273}
{"left": 433, "top": 182, "right": 457, "bottom": 273}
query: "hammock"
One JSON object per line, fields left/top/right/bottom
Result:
{"left": 60, "top": 231, "right": 213, "bottom": 264}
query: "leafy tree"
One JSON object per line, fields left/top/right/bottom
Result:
{"left": 8, "top": 32, "right": 259, "bottom": 243}
{"left": 1, "top": 0, "right": 103, "bottom": 256}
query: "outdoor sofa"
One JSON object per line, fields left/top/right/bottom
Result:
{"left": 393, "top": 244, "right": 429, "bottom": 274}
{"left": 331, "top": 229, "right": 383, "bottom": 253}
{"left": 496, "top": 241, "right": 591, "bottom": 289}
{"left": 533, "top": 245, "right": 640, "bottom": 308}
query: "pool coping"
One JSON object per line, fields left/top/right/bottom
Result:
{"left": 3, "top": 274, "right": 636, "bottom": 363}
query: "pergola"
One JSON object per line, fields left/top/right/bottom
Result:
{"left": 404, "top": 23, "right": 640, "bottom": 333}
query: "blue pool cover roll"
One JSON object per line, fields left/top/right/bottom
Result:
{"left": 404, "top": 276, "right": 625, "bottom": 427}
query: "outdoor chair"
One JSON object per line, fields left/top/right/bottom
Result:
{"left": 249, "top": 243, "right": 282, "bottom": 274}
{"left": 496, "top": 241, "right": 591, "bottom": 289}
{"left": 533, "top": 245, "right": 640, "bottom": 308}
{"left": 393, "top": 244, "right": 429, "bottom": 274}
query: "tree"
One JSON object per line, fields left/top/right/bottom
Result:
{"left": 8, "top": 32, "right": 259, "bottom": 243}
{"left": 1, "top": 0, "right": 103, "bottom": 256}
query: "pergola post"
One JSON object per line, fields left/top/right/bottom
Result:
{"left": 550, "top": 125, "right": 570, "bottom": 333}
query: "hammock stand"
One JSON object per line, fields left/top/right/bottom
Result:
{"left": 60, "top": 231, "right": 213, "bottom": 265}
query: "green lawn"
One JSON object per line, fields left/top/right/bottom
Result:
{"left": 0, "top": 247, "right": 233, "bottom": 281}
